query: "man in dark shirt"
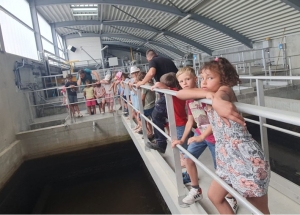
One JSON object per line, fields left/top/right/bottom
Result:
{"left": 77, "top": 68, "right": 100, "bottom": 86}
{"left": 136, "top": 50, "right": 177, "bottom": 86}
{"left": 136, "top": 50, "right": 178, "bottom": 153}
{"left": 65, "top": 74, "right": 83, "bottom": 117}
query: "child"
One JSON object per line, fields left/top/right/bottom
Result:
{"left": 100, "top": 74, "right": 114, "bottom": 113}
{"left": 146, "top": 72, "right": 188, "bottom": 154}
{"left": 172, "top": 67, "right": 237, "bottom": 212}
{"left": 83, "top": 79, "right": 96, "bottom": 115}
{"left": 137, "top": 71, "right": 155, "bottom": 140}
{"left": 94, "top": 81, "right": 106, "bottom": 114}
{"left": 128, "top": 66, "right": 141, "bottom": 132}
{"left": 65, "top": 74, "right": 83, "bottom": 117}
{"left": 177, "top": 58, "right": 270, "bottom": 214}
{"left": 120, "top": 73, "right": 130, "bottom": 115}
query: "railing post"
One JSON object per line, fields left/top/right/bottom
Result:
{"left": 165, "top": 94, "right": 187, "bottom": 207}
{"left": 66, "top": 89, "right": 73, "bottom": 123}
{"left": 288, "top": 57, "right": 293, "bottom": 85}
{"left": 137, "top": 87, "right": 150, "bottom": 152}
{"left": 256, "top": 79, "right": 269, "bottom": 161}
{"left": 262, "top": 49, "right": 266, "bottom": 76}
{"left": 125, "top": 83, "right": 134, "bottom": 128}
{"left": 26, "top": 92, "right": 34, "bottom": 123}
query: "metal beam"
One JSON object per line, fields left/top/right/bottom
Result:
{"left": 101, "top": 41, "right": 171, "bottom": 59}
{"left": 36, "top": 0, "right": 252, "bottom": 48}
{"left": 65, "top": 33, "right": 184, "bottom": 56}
{"left": 51, "top": 24, "right": 59, "bottom": 57}
{"left": 55, "top": 20, "right": 212, "bottom": 55}
{"left": 62, "top": 36, "right": 69, "bottom": 60}
{"left": 281, "top": 0, "right": 300, "bottom": 11}
{"left": 105, "top": 45, "right": 146, "bottom": 57}
{"left": 29, "top": 0, "right": 43, "bottom": 55}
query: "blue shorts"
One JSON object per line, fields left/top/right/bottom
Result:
{"left": 143, "top": 106, "right": 154, "bottom": 118}
{"left": 184, "top": 132, "right": 216, "bottom": 169}
{"left": 176, "top": 125, "right": 188, "bottom": 151}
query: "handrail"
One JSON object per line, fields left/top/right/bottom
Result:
{"left": 239, "top": 75, "right": 300, "bottom": 80}
{"left": 122, "top": 78, "right": 300, "bottom": 214}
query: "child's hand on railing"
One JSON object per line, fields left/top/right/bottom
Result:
{"left": 150, "top": 85, "right": 157, "bottom": 91}
{"left": 188, "top": 135, "right": 204, "bottom": 145}
{"left": 172, "top": 139, "right": 183, "bottom": 148}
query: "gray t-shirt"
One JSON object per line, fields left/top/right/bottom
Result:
{"left": 141, "top": 83, "right": 155, "bottom": 110}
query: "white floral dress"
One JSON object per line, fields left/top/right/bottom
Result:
{"left": 205, "top": 107, "right": 270, "bottom": 197}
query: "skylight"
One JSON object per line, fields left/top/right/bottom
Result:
{"left": 71, "top": 4, "right": 98, "bottom": 16}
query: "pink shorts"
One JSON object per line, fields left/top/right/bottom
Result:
{"left": 105, "top": 93, "right": 114, "bottom": 103}
{"left": 86, "top": 98, "right": 96, "bottom": 107}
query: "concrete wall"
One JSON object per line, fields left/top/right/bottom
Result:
{"left": 67, "top": 37, "right": 102, "bottom": 63}
{"left": 0, "top": 52, "right": 32, "bottom": 150}
{"left": 66, "top": 37, "right": 147, "bottom": 67}
{"left": 257, "top": 96, "right": 300, "bottom": 113}
{"left": 17, "top": 116, "right": 130, "bottom": 160}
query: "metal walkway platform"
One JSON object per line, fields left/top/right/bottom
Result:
{"left": 122, "top": 115, "right": 300, "bottom": 214}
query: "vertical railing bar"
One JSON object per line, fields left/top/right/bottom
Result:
{"left": 256, "top": 79, "right": 269, "bottom": 161}
{"left": 165, "top": 94, "right": 187, "bottom": 207}
{"left": 26, "top": 92, "right": 34, "bottom": 123}
{"left": 288, "top": 57, "right": 293, "bottom": 85}
{"left": 65, "top": 89, "right": 73, "bottom": 124}
{"left": 136, "top": 87, "right": 150, "bottom": 152}
{"left": 125, "top": 83, "right": 134, "bottom": 128}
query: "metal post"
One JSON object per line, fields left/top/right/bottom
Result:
{"left": 66, "top": 89, "right": 73, "bottom": 123}
{"left": 26, "top": 92, "right": 34, "bottom": 123}
{"left": 51, "top": 24, "right": 59, "bottom": 57}
{"left": 62, "top": 36, "right": 69, "bottom": 61}
{"left": 256, "top": 79, "right": 269, "bottom": 161}
{"left": 288, "top": 57, "right": 293, "bottom": 85}
{"left": 262, "top": 49, "right": 267, "bottom": 76}
{"left": 137, "top": 87, "right": 150, "bottom": 151}
{"left": 29, "top": 0, "right": 43, "bottom": 55}
{"left": 165, "top": 94, "right": 187, "bottom": 207}
{"left": 249, "top": 63, "right": 252, "bottom": 87}
{"left": 125, "top": 83, "right": 134, "bottom": 128}
{"left": 242, "top": 52, "right": 245, "bottom": 73}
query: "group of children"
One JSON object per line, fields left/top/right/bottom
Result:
{"left": 142, "top": 57, "right": 270, "bottom": 214}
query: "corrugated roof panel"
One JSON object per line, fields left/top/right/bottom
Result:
{"left": 195, "top": 0, "right": 300, "bottom": 42}
{"left": 37, "top": 4, "right": 75, "bottom": 22}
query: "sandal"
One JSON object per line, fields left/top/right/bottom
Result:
{"left": 78, "top": 113, "right": 83, "bottom": 117}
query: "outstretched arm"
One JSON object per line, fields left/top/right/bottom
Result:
{"left": 176, "top": 88, "right": 213, "bottom": 100}
{"left": 136, "top": 67, "right": 156, "bottom": 88}
{"left": 92, "top": 71, "right": 100, "bottom": 81}
{"left": 213, "top": 86, "right": 245, "bottom": 126}
{"left": 188, "top": 125, "right": 212, "bottom": 145}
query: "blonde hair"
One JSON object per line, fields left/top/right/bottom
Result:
{"left": 176, "top": 67, "right": 196, "bottom": 79}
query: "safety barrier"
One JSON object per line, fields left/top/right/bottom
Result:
{"left": 121, "top": 76, "right": 300, "bottom": 214}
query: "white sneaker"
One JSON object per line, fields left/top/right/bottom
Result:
{"left": 182, "top": 187, "right": 203, "bottom": 204}
{"left": 225, "top": 196, "right": 238, "bottom": 214}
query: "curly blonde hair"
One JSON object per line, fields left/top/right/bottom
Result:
{"left": 200, "top": 57, "right": 241, "bottom": 87}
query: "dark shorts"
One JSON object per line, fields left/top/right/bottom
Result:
{"left": 122, "top": 95, "right": 130, "bottom": 104}
{"left": 68, "top": 95, "right": 78, "bottom": 104}
{"left": 141, "top": 106, "right": 154, "bottom": 119}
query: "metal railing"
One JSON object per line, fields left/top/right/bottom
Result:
{"left": 120, "top": 77, "right": 300, "bottom": 214}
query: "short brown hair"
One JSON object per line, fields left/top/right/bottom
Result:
{"left": 160, "top": 72, "right": 181, "bottom": 89}
{"left": 146, "top": 49, "right": 157, "bottom": 58}
{"left": 176, "top": 67, "right": 196, "bottom": 79}
{"left": 137, "top": 71, "right": 146, "bottom": 81}
{"left": 200, "top": 57, "right": 240, "bottom": 87}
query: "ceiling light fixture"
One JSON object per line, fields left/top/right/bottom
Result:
{"left": 77, "top": 31, "right": 82, "bottom": 37}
